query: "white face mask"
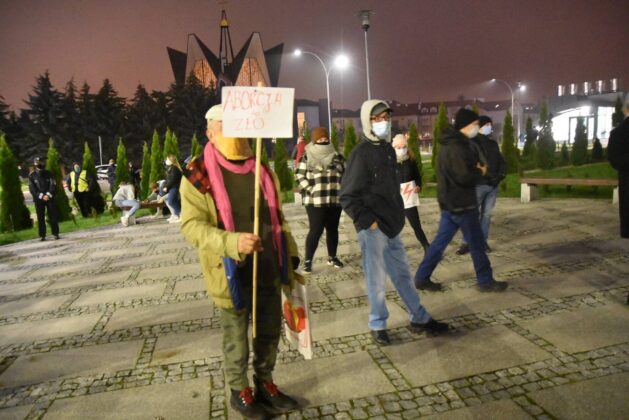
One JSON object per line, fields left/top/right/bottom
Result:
{"left": 479, "top": 125, "right": 492, "bottom": 135}
{"left": 164, "top": 158, "right": 172, "bottom": 166}
{"left": 372, "top": 121, "right": 391, "bottom": 139}
{"left": 395, "top": 147, "right": 408, "bottom": 157}
{"left": 464, "top": 126, "right": 480, "bottom": 139}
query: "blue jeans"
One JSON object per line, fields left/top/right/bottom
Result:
{"left": 416, "top": 209, "right": 493, "bottom": 286}
{"left": 358, "top": 228, "right": 431, "bottom": 331}
{"left": 476, "top": 184, "right": 498, "bottom": 241}
{"left": 165, "top": 186, "right": 181, "bottom": 216}
{"left": 114, "top": 199, "right": 140, "bottom": 217}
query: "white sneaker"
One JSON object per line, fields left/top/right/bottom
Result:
{"left": 166, "top": 216, "right": 174, "bottom": 222}
{"left": 120, "top": 216, "right": 129, "bottom": 227}
{"left": 168, "top": 215, "right": 181, "bottom": 223}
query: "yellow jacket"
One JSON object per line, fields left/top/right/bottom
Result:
{"left": 68, "top": 170, "right": 90, "bottom": 192}
{"left": 179, "top": 165, "right": 301, "bottom": 309}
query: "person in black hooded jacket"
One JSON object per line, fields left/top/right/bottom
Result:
{"left": 28, "top": 157, "right": 60, "bottom": 241}
{"left": 608, "top": 93, "right": 629, "bottom": 239}
{"left": 415, "top": 108, "right": 508, "bottom": 293}
{"left": 457, "top": 115, "right": 506, "bottom": 255}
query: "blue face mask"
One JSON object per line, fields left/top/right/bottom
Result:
{"left": 479, "top": 125, "right": 492, "bottom": 135}
{"left": 372, "top": 121, "right": 391, "bottom": 139}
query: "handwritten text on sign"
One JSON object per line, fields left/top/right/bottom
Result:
{"left": 222, "top": 86, "right": 295, "bottom": 138}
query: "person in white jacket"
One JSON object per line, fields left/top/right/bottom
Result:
{"left": 113, "top": 181, "right": 140, "bottom": 226}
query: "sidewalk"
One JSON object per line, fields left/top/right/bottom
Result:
{"left": 0, "top": 198, "right": 627, "bottom": 419}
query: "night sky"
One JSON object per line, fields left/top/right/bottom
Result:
{"left": 1, "top": 0, "right": 628, "bottom": 112}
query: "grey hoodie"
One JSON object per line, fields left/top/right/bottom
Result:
{"left": 340, "top": 100, "right": 405, "bottom": 238}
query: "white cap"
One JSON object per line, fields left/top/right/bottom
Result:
{"left": 205, "top": 105, "right": 223, "bottom": 121}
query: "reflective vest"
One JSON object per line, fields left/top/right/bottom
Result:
{"left": 69, "top": 170, "right": 90, "bottom": 192}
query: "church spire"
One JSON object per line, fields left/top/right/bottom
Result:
{"left": 219, "top": 9, "right": 234, "bottom": 73}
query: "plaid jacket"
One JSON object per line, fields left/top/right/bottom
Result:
{"left": 295, "top": 153, "right": 345, "bottom": 206}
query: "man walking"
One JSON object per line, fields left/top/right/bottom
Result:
{"left": 340, "top": 99, "right": 448, "bottom": 346}
{"left": 608, "top": 93, "right": 629, "bottom": 239}
{"left": 180, "top": 105, "right": 300, "bottom": 419}
{"left": 415, "top": 108, "right": 508, "bottom": 293}
{"left": 457, "top": 115, "right": 506, "bottom": 254}
{"left": 28, "top": 157, "right": 60, "bottom": 241}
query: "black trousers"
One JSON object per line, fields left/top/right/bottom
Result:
{"left": 34, "top": 199, "right": 59, "bottom": 238}
{"left": 75, "top": 191, "right": 90, "bottom": 217}
{"left": 619, "top": 172, "right": 629, "bottom": 238}
{"left": 305, "top": 206, "right": 342, "bottom": 262}
{"left": 405, "top": 206, "right": 430, "bottom": 247}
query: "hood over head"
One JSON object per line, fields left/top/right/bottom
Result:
{"left": 360, "top": 99, "right": 392, "bottom": 143}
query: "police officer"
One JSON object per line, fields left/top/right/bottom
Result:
{"left": 28, "top": 157, "right": 60, "bottom": 241}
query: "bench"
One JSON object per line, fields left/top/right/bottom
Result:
{"left": 520, "top": 177, "right": 618, "bottom": 204}
{"left": 117, "top": 201, "right": 166, "bottom": 225}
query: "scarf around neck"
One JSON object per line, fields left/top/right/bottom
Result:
{"left": 305, "top": 142, "right": 336, "bottom": 170}
{"left": 203, "top": 142, "right": 283, "bottom": 266}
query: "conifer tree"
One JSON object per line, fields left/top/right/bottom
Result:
{"left": 343, "top": 121, "right": 358, "bottom": 160}
{"left": 171, "top": 132, "right": 181, "bottom": 162}
{"left": 82, "top": 142, "right": 106, "bottom": 214}
{"left": 0, "top": 133, "right": 32, "bottom": 232}
{"left": 591, "top": 138, "right": 604, "bottom": 161}
{"left": 190, "top": 133, "right": 203, "bottom": 159}
{"left": 431, "top": 103, "right": 448, "bottom": 181}
{"left": 45, "top": 138, "right": 72, "bottom": 221}
{"left": 407, "top": 123, "right": 423, "bottom": 178}
{"left": 536, "top": 102, "right": 556, "bottom": 169}
{"left": 149, "top": 130, "right": 164, "bottom": 185}
{"left": 522, "top": 116, "right": 537, "bottom": 164}
{"left": 612, "top": 96, "right": 624, "bottom": 128}
{"left": 273, "top": 139, "right": 293, "bottom": 193}
{"left": 331, "top": 121, "right": 339, "bottom": 151}
{"left": 114, "top": 138, "right": 130, "bottom": 191}
{"left": 471, "top": 103, "right": 480, "bottom": 115}
{"left": 560, "top": 142, "right": 569, "bottom": 164}
{"left": 571, "top": 117, "right": 588, "bottom": 166}
{"left": 140, "top": 142, "right": 151, "bottom": 199}
{"left": 302, "top": 121, "right": 310, "bottom": 143}
{"left": 252, "top": 140, "right": 269, "bottom": 165}
{"left": 501, "top": 111, "right": 519, "bottom": 174}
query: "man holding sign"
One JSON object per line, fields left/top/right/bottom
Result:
{"left": 180, "top": 105, "right": 301, "bottom": 419}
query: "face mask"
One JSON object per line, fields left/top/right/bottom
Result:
{"left": 464, "top": 126, "right": 480, "bottom": 139}
{"left": 479, "top": 125, "right": 492, "bottom": 136}
{"left": 214, "top": 134, "right": 253, "bottom": 160}
{"left": 164, "top": 158, "right": 172, "bottom": 166}
{"left": 372, "top": 121, "right": 391, "bottom": 139}
{"left": 74, "top": 166, "right": 80, "bottom": 172}
{"left": 395, "top": 147, "right": 408, "bottom": 157}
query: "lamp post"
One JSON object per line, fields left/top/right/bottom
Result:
{"left": 294, "top": 49, "right": 349, "bottom": 133}
{"left": 490, "top": 78, "right": 526, "bottom": 140}
{"left": 357, "top": 10, "right": 373, "bottom": 99}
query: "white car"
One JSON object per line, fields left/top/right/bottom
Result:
{"left": 95, "top": 165, "right": 110, "bottom": 181}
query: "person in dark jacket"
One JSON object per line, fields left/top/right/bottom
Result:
{"left": 128, "top": 161, "right": 141, "bottom": 196}
{"left": 340, "top": 99, "right": 449, "bottom": 346}
{"left": 457, "top": 115, "right": 506, "bottom": 255}
{"left": 607, "top": 93, "right": 629, "bottom": 239}
{"left": 28, "top": 157, "right": 60, "bottom": 241}
{"left": 294, "top": 127, "right": 345, "bottom": 274}
{"left": 415, "top": 108, "right": 508, "bottom": 293}
{"left": 107, "top": 159, "right": 116, "bottom": 194}
{"left": 163, "top": 154, "right": 182, "bottom": 222}
{"left": 392, "top": 133, "right": 430, "bottom": 251}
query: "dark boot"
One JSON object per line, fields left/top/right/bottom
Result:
{"left": 230, "top": 387, "right": 269, "bottom": 419}
{"left": 254, "top": 375, "right": 299, "bottom": 414}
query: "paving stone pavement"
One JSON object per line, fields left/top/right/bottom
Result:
{"left": 0, "top": 198, "right": 628, "bottom": 419}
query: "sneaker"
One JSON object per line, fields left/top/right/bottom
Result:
{"left": 414, "top": 277, "right": 443, "bottom": 291}
{"left": 229, "top": 388, "right": 269, "bottom": 419}
{"left": 168, "top": 215, "right": 181, "bottom": 223}
{"left": 370, "top": 329, "right": 391, "bottom": 346}
{"left": 120, "top": 216, "right": 129, "bottom": 227}
{"left": 302, "top": 260, "right": 312, "bottom": 275}
{"left": 166, "top": 215, "right": 174, "bottom": 222}
{"left": 254, "top": 375, "right": 299, "bottom": 414}
{"left": 409, "top": 318, "right": 449, "bottom": 335}
{"left": 327, "top": 256, "right": 344, "bottom": 268}
{"left": 456, "top": 244, "right": 469, "bottom": 255}
{"left": 477, "top": 280, "right": 509, "bottom": 292}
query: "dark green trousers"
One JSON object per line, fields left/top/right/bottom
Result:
{"left": 220, "top": 283, "right": 282, "bottom": 391}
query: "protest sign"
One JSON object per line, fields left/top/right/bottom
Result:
{"left": 400, "top": 180, "right": 420, "bottom": 208}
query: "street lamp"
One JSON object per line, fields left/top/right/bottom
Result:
{"left": 293, "top": 49, "right": 349, "bottom": 133}
{"left": 357, "top": 9, "right": 373, "bottom": 99}
{"left": 490, "top": 78, "right": 526, "bottom": 139}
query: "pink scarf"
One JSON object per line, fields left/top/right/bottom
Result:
{"left": 203, "top": 142, "right": 283, "bottom": 265}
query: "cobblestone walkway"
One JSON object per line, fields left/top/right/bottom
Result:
{"left": 0, "top": 198, "right": 627, "bottom": 419}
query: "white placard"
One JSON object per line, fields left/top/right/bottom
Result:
{"left": 281, "top": 282, "right": 313, "bottom": 360}
{"left": 222, "top": 86, "right": 295, "bottom": 138}
{"left": 400, "top": 180, "right": 420, "bottom": 209}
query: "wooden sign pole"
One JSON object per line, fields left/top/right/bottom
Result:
{"left": 252, "top": 135, "right": 262, "bottom": 338}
